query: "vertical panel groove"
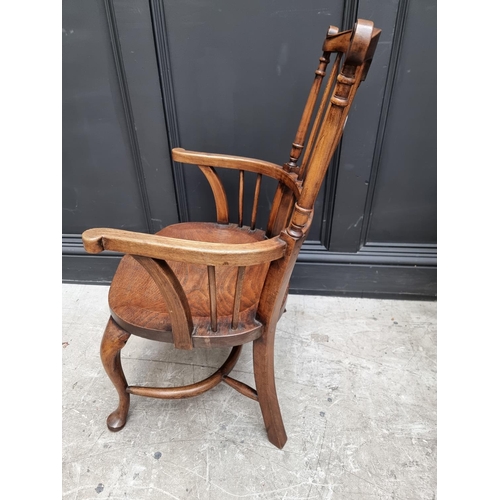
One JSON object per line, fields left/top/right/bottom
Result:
{"left": 358, "top": 0, "right": 410, "bottom": 247}
{"left": 149, "top": 0, "right": 189, "bottom": 222}
{"left": 341, "top": 0, "right": 359, "bottom": 31}
{"left": 103, "top": 0, "right": 153, "bottom": 233}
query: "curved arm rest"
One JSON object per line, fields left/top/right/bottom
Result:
{"left": 82, "top": 228, "right": 286, "bottom": 267}
{"left": 172, "top": 148, "right": 301, "bottom": 198}
{"left": 172, "top": 147, "right": 282, "bottom": 171}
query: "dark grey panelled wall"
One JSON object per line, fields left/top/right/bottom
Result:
{"left": 63, "top": 0, "right": 437, "bottom": 299}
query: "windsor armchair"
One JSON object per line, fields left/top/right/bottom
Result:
{"left": 82, "top": 19, "right": 380, "bottom": 449}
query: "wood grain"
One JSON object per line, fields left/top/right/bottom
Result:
{"left": 285, "top": 27, "right": 338, "bottom": 170}
{"left": 198, "top": 166, "right": 229, "bottom": 223}
{"left": 108, "top": 223, "right": 271, "bottom": 347}
{"left": 171, "top": 148, "right": 301, "bottom": 200}
{"left": 84, "top": 18, "right": 381, "bottom": 449}
{"left": 82, "top": 225, "right": 286, "bottom": 266}
{"left": 133, "top": 256, "right": 193, "bottom": 350}
{"left": 100, "top": 318, "right": 131, "bottom": 431}
{"left": 250, "top": 173, "right": 262, "bottom": 230}
{"left": 300, "top": 52, "right": 341, "bottom": 179}
{"left": 208, "top": 265, "right": 217, "bottom": 332}
{"left": 232, "top": 266, "right": 246, "bottom": 329}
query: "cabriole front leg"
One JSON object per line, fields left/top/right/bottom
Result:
{"left": 100, "top": 317, "right": 131, "bottom": 432}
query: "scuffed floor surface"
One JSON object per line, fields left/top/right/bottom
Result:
{"left": 62, "top": 284, "right": 436, "bottom": 500}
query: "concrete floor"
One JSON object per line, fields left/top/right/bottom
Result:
{"left": 62, "top": 284, "right": 436, "bottom": 500}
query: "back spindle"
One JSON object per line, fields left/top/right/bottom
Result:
{"left": 250, "top": 173, "right": 262, "bottom": 230}
{"left": 298, "top": 20, "right": 375, "bottom": 216}
{"left": 285, "top": 26, "right": 339, "bottom": 172}
{"left": 238, "top": 170, "right": 244, "bottom": 227}
{"left": 207, "top": 265, "right": 217, "bottom": 332}
{"left": 299, "top": 52, "right": 342, "bottom": 181}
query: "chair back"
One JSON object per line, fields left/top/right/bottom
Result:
{"left": 267, "top": 20, "right": 381, "bottom": 238}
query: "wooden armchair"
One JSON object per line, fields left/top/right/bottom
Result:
{"left": 82, "top": 19, "right": 380, "bottom": 449}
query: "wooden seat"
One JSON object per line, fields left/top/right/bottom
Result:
{"left": 82, "top": 19, "right": 381, "bottom": 449}
{"left": 109, "top": 222, "right": 271, "bottom": 347}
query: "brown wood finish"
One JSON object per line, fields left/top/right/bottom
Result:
{"left": 107, "top": 222, "right": 270, "bottom": 347}
{"left": 83, "top": 226, "right": 286, "bottom": 266}
{"left": 133, "top": 256, "right": 194, "bottom": 350}
{"left": 231, "top": 266, "right": 246, "bottom": 329}
{"left": 171, "top": 148, "right": 302, "bottom": 200}
{"left": 128, "top": 346, "right": 242, "bottom": 399}
{"left": 300, "top": 52, "right": 341, "bottom": 179}
{"left": 250, "top": 174, "right": 262, "bottom": 230}
{"left": 222, "top": 376, "right": 259, "bottom": 401}
{"left": 100, "top": 318, "right": 131, "bottom": 432}
{"left": 285, "top": 26, "right": 339, "bottom": 171}
{"left": 238, "top": 170, "right": 244, "bottom": 227}
{"left": 198, "top": 166, "right": 229, "bottom": 223}
{"left": 207, "top": 265, "right": 217, "bottom": 332}
{"left": 82, "top": 19, "right": 380, "bottom": 449}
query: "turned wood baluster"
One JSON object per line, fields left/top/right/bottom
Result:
{"left": 299, "top": 52, "right": 342, "bottom": 181}
{"left": 267, "top": 28, "right": 339, "bottom": 238}
{"left": 285, "top": 26, "right": 339, "bottom": 173}
{"left": 294, "top": 21, "right": 374, "bottom": 232}
{"left": 296, "top": 64, "right": 361, "bottom": 227}
{"left": 285, "top": 49, "right": 332, "bottom": 172}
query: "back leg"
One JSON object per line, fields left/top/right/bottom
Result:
{"left": 253, "top": 324, "right": 287, "bottom": 449}
{"left": 100, "top": 317, "right": 131, "bottom": 431}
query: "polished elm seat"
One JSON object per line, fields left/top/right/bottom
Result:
{"left": 109, "top": 223, "right": 271, "bottom": 345}
{"left": 82, "top": 19, "right": 381, "bottom": 449}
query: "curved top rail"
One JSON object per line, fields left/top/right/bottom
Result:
{"left": 172, "top": 148, "right": 301, "bottom": 200}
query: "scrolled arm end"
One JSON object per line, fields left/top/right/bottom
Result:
{"left": 171, "top": 147, "right": 187, "bottom": 163}
{"left": 82, "top": 228, "right": 107, "bottom": 254}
